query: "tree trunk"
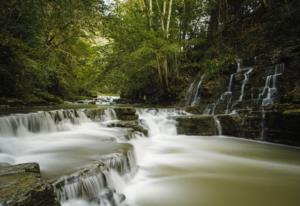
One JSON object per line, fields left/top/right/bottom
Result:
{"left": 166, "top": 0, "right": 173, "bottom": 39}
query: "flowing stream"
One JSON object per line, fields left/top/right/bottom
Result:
{"left": 1, "top": 108, "right": 300, "bottom": 206}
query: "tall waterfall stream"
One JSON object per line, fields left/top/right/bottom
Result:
{"left": 1, "top": 108, "right": 300, "bottom": 206}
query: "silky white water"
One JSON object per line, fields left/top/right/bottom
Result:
{"left": 1, "top": 108, "right": 300, "bottom": 206}
{"left": 124, "top": 109, "right": 300, "bottom": 206}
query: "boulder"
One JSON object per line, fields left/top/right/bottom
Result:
{"left": 0, "top": 163, "right": 60, "bottom": 206}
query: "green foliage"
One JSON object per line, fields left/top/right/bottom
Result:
{"left": 0, "top": 0, "right": 106, "bottom": 103}
{"left": 1, "top": 0, "right": 299, "bottom": 104}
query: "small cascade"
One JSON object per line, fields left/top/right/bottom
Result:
{"left": 203, "top": 101, "right": 219, "bottom": 115}
{"left": 54, "top": 146, "right": 138, "bottom": 205}
{"left": 100, "top": 148, "right": 137, "bottom": 179}
{"left": 137, "top": 109, "right": 186, "bottom": 136}
{"left": 213, "top": 116, "right": 222, "bottom": 135}
{"left": 236, "top": 58, "right": 242, "bottom": 72}
{"left": 258, "top": 63, "right": 285, "bottom": 106}
{"left": 101, "top": 108, "right": 117, "bottom": 122}
{"left": 191, "top": 75, "right": 205, "bottom": 106}
{"left": 238, "top": 67, "right": 253, "bottom": 102}
{"left": 221, "top": 73, "right": 235, "bottom": 114}
{"left": 0, "top": 109, "right": 89, "bottom": 137}
{"left": 54, "top": 166, "right": 126, "bottom": 206}
{"left": 54, "top": 166, "right": 110, "bottom": 202}
{"left": 185, "top": 74, "right": 205, "bottom": 106}
{"left": 202, "top": 59, "right": 256, "bottom": 115}
{"left": 260, "top": 107, "right": 266, "bottom": 139}
{"left": 203, "top": 72, "right": 235, "bottom": 115}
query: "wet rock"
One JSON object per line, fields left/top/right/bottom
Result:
{"left": 216, "top": 114, "right": 241, "bottom": 136}
{"left": 278, "top": 109, "right": 300, "bottom": 145}
{"left": 218, "top": 108, "right": 300, "bottom": 146}
{"left": 0, "top": 163, "right": 60, "bottom": 206}
{"left": 176, "top": 115, "right": 217, "bottom": 135}
{"left": 114, "top": 107, "right": 138, "bottom": 121}
{"left": 53, "top": 144, "right": 135, "bottom": 204}
{"left": 107, "top": 120, "right": 148, "bottom": 137}
{"left": 0, "top": 105, "right": 9, "bottom": 110}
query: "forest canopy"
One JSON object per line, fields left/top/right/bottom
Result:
{"left": 0, "top": 0, "right": 299, "bottom": 105}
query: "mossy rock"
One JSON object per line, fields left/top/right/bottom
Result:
{"left": 0, "top": 163, "right": 60, "bottom": 206}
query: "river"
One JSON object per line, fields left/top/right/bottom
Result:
{"left": 0, "top": 108, "right": 300, "bottom": 206}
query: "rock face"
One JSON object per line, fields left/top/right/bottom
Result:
{"left": 176, "top": 115, "right": 217, "bottom": 136}
{"left": 216, "top": 114, "right": 241, "bottom": 136}
{"left": 216, "top": 108, "right": 300, "bottom": 146}
{"left": 0, "top": 163, "right": 60, "bottom": 206}
{"left": 183, "top": 47, "right": 300, "bottom": 146}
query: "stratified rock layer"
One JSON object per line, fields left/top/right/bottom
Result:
{"left": 176, "top": 115, "right": 217, "bottom": 136}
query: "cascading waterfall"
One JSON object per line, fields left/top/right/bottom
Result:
{"left": 236, "top": 58, "right": 242, "bottom": 72}
{"left": 54, "top": 166, "right": 111, "bottom": 202}
{"left": 238, "top": 67, "right": 253, "bottom": 102}
{"left": 1, "top": 107, "right": 300, "bottom": 206}
{"left": 100, "top": 149, "right": 137, "bottom": 178}
{"left": 101, "top": 108, "right": 118, "bottom": 122}
{"left": 201, "top": 61, "right": 284, "bottom": 116}
{"left": 220, "top": 73, "right": 235, "bottom": 114}
{"left": 202, "top": 72, "right": 236, "bottom": 115}
{"left": 54, "top": 148, "right": 137, "bottom": 205}
{"left": 191, "top": 75, "right": 205, "bottom": 106}
{"left": 0, "top": 107, "right": 141, "bottom": 206}
{"left": 258, "top": 63, "right": 285, "bottom": 106}
{"left": 213, "top": 116, "right": 222, "bottom": 135}
{"left": 0, "top": 109, "right": 89, "bottom": 136}
{"left": 137, "top": 108, "right": 184, "bottom": 136}
{"left": 185, "top": 74, "right": 205, "bottom": 106}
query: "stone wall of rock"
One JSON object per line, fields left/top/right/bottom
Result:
{"left": 216, "top": 108, "right": 300, "bottom": 146}
{"left": 176, "top": 115, "right": 217, "bottom": 136}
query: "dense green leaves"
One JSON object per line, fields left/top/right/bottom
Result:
{"left": 0, "top": 0, "right": 105, "bottom": 103}
{"left": 0, "top": 0, "right": 299, "bottom": 104}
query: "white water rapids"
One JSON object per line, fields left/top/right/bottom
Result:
{"left": 1, "top": 108, "right": 300, "bottom": 206}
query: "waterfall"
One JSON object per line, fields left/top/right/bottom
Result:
{"left": 0, "top": 109, "right": 89, "bottom": 137}
{"left": 191, "top": 75, "right": 205, "bottom": 106}
{"left": 137, "top": 109, "right": 184, "bottom": 136}
{"left": 213, "top": 116, "right": 222, "bottom": 135}
{"left": 258, "top": 63, "right": 285, "bottom": 106}
{"left": 238, "top": 67, "right": 253, "bottom": 102}
{"left": 203, "top": 72, "right": 235, "bottom": 115}
{"left": 0, "top": 108, "right": 122, "bottom": 137}
{"left": 101, "top": 108, "right": 117, "bottom": 122}
{"left": 53, "top": 138, "right": 138, "bottom": 206}
{"left": 260, "top": 107, "right": 266, "bottom": 139}
{"left": 236, "top": 58, "right": 242, "bottom": 72}
{"left": 185, "top": 74, "right": 205, "bottom": 106}
{"left": 100, "top": 148, "right": 137, "bottom": 178}
{"left": 54, "top": 148, "right": 136, "bottom": 204}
